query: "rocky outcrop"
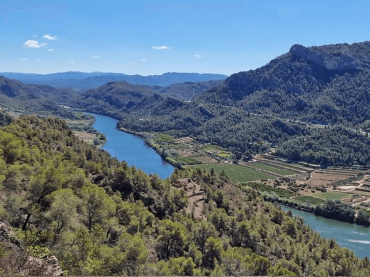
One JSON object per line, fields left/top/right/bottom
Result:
{"left": 289, "top": 44, "right": 363, "bottom": 73}
{"left": 0, "top": 222, "right": 63, "bottom": 276}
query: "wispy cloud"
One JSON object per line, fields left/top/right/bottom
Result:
{"left": 141, "top": 58, "right": 147, "bottom": 62}
{"left": 152, "top": 45, "right": 171, "bottom": 50}
{"left": 43, "top": 34, "right": 57, "bottom": 40}
{"left": 24, "top": 40, "right": 47, "bottom": 49}
{"left": 71, "top": 61, "right": 75, "bottom": 64}
{"left": 92, "top": 55, "right": 99, "bottom": 58}
{"left": 36, "top": 59, "right": 40, "bottom": 62}
{"left": 19, "top": 58, "right": 27, "bottom": 61}
{"left": 194, "top": 54, "right": 202, "bottom": 58}
{"left": 47, "top": 49, "right": 54, "bottom": 52}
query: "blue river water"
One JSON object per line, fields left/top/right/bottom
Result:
{"left": 90, "top": 113, "right": 174, "bottom": 179}
{"left": 282, "top": 206, "right": 370, "bottom": 258}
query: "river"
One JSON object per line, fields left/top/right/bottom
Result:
{"left": 282, "top": 206, "right": 370, "bottom": 258}
{"left": 90, "top": 113, "right": 370, "bottom": 258}
{"left": 90, "top": 113, "right": 174, "bottom": 179}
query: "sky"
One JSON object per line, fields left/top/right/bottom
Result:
{"left": 0, "top": 0, "right": 369, "bottom": 76}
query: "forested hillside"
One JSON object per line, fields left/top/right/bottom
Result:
{"left": 111, "top": 41, "right": 370, "bottom": 166}
{"left": 1, "top": 116, "right": 370, "bottom": 275}
{"left": 0, "top": 76, "right": 77, "bottom": 119}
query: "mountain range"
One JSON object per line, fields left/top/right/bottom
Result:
{"left": 0, "top": 72, "right": 227, "bottom": 90}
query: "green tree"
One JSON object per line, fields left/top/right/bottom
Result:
{"left": 80, "top": 185, "right": 116, "bottom": 231}
{"left": 156, "top": 220, "right": 187, "bottom": 260}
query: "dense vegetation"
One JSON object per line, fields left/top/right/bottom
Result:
{"left": 276, "top": 127, "right": 370, "bottom": 166}
{"left": 0, "top": 112, "right": 11, "bottom": 126}
{"left": 1, "top": 116, "right": 370, "bottom": 275}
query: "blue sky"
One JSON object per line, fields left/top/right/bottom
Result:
{"left": 0, "top": 0, "right": 369, "bottom": 75}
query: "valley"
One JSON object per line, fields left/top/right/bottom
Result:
{"left": 2, "top": 40, "right": 370, "bottom": 275}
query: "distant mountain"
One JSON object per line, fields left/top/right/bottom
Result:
{"left": 0, "top": 72, "right": 227, "bottom": 89}
{"left": 198, "top": 41, "right": 370, "bottom": 125}
{"left": 76, "top": 81, "right": 184, "bottom": 119}
{"left": 149, "top": 80, "right": 224, "bottom": 101}
{"left": 0, "top": 76, "right": 77, "bottom": 118}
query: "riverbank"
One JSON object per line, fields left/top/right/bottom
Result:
{"left": 281, "top": 205, "right": 370, "bottom": 259}
{"left": 89, "top": 113, "right": 175, "bottom": 179}
{"left": 117, "top": 126, "right": 182, "bottom": 169}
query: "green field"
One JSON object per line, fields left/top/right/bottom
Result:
{"left": 162, "top": 144, "right": 188, "bottom": 149}
{"left": 245, "top": 183, "right": 293, "bottom": 198}
{"left": 355, "top": 190, "right": 370, "bottom": 197}
{"left": 190, "top": 164, "right": 275, "bottom": 183}
{"left": 313, "top": 192, "right": 350, "bottom": 201}
{"left": 250, "top": 163, "right": 293, "bottom": 176}
{"left": 292, "top": 196, "right": 325, "bottom": 206}
{"left": 200, "top": 144, "right": 225, "bottom": 152}
{"left": 218, "top": 152, "right": 232, "bottom": 158}
{"left": 153, "top": 133, "right": 175, "bottom": 142}
{"left": 173, "top": 156, "right": 201, "bottom": 165}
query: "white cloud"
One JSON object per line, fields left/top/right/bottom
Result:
{"left": 92, "top": 55, "right": 99, "bottom": 58}
{"left": 47, "top": 49, "right": 54, "bottom": 52}
{"left": 141, "top": 59, "right": 147, "bottom": 62}
{"left": 24, "top": 40, "right": 47, "bottom": 49}
{"left": 19, "top": 58, "right": 27, "bottom": 61}
{"left": 43, "top": 34, "right": 57, "bottom": 41}
{"left": 194, "top": 54, "right": 202, "bottom": 58}
{"left": 36, "top": 59, "right": 40, "bottom": 62}
{"left": 71, "top": 61, "right": 75, "bottom": 64}
{"left": 152, "top": 45, "right": 170, "bottom": 50}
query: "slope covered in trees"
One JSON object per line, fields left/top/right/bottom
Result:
{"left": 1, "top": 116, "right": 370, "bottom": 275}
{"left": 0, "top": 76, "right": 78, "bottom": 119}
{"left": 110, "top": 41, "right": 370, "bottom": 165}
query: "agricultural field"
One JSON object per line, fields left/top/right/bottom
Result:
{"left": 355, "top": 190, "right": 370, "bottom": 197}
{"left": 249, "top": 162, "right": 294, "bottom": 176}
{"left": 292, "top": 196, "right": 325, "bottom": 206}
{"left": 172, "top": 156, "right": 201, "bottom": 165}
{"left": 191, "top": 164, "right": 275, "bottom": 183}
{"left": 313, "top": 192, "right": 350, "bottom": 201}
{"left": 245, "top": 183, "right": 293, "bottom": 199}
{"left": 153, "top": 133, "right": 175, "bottom": 142}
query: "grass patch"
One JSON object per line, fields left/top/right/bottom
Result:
{"left": 292, "top": 196, "right": 325, "bottom": 206}
{"left": 173, "top": 156, "right": 201, "bottom": 165}
{"left": 218, "top": 152, "right": 232, "bottom": 158}
{"left": 153, "top": 133, "right": 175, "bottom": 142}
{"left": 250, "top": 163, "right": 293, "bottom": 176}
{"left": 245, "top": 183, "right": 293, "bottom": 199}
{"left": 355, "top": 190, "right": 370, "bottom": 197}
{"left": 200, "top": 144, "right": 224, "bottom": 152}
{"left": 313, "top": 192, "right": 350, "bottom": 201}
{"left": 162, "top": 144, "right": 188, "bottom": 149}
{"left": 191, "top": 164, "right": 275, "bottom": 183}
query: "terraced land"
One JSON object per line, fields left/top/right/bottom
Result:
{"left": 190, "top": 164, "right": 275, "bottom": 183}
{"left": 248, "top": 162, "right": 294, "bottom": 176}
{"left": 292, "top": 196, "right": 326, "bottom": 206}
{"left": 313, "top": 192, "right": 350, "bottom": 201}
